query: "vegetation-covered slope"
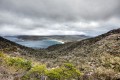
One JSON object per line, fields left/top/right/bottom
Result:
{"left": 0, "top": 52, "right": 80, "bottom": 80}
{"left": 0, "top": 28, "right": 120, "bottom": 80}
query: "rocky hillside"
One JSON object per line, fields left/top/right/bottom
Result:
{"left": 0, "top": 28, "right": 120, "bottom": 80}
{"left": 41, "top": 28, "right": 120, "bottom": 79}
{"left": 47, "top": 28, "right": 120, "bottom": 55}
{"left": 44, "top": 28, "right": 120, "bottom": 60}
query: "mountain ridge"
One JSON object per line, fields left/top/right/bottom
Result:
{"left": 47, "top": 28, "right": 120, "bottom": 52}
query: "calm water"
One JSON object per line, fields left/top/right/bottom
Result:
{"left": 4, "top": 36, "right": 63, "bottom": 48}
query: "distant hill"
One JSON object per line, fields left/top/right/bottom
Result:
{"left": 16, "top": 35, "right": 90, "bottom": 42}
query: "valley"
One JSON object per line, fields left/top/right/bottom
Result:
{"left": 0, "top": 28, "right": 120, "bottom": 80}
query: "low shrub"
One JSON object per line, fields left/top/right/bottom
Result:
{"left": 22, "top": 64, "right": 46, "bottom": 80}
{"left": 5, "top": 57, "right": 32, "bottom": 70}
{"left": 46, "top": 63, "right": 81, "bottom": 80}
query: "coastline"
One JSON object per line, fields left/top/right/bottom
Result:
{"left": 48, "top": 39, "right": 65, "bottom": 44}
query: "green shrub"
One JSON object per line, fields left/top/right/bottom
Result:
{"left": 0, "top": 52, "right": 81, "bottom": 80}
{"left": 62, "top": 63, "right": 81, "bottom": 79}
{"left": 0, "top": 52, "right": 5, "bottom": 57}
{"left": 6, "top": 57, "right": 32, "bottom": 70}
{"left": 0, "top": 52, "right": 8, "bottom": 65}
{"left": 46, "top": 67, "right": 63, "bottom": 80}
{"left": 46, "top": 63, "right": 81, "bottom": 80}
{"left": 22, "top": 64, "right": 46, "bottom": 80}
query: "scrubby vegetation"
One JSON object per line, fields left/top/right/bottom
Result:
{"left": 0, "top": 52, "right": 81, "bottom": 80}
{"left": 0, "top": 28, "right": 120, "bottom": 80}
{"left": 0, "top": 51, "right": 120, "bottom": 80}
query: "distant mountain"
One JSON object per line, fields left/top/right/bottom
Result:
{"left": 16, "top": 35, "right": 90, "bottom": 42}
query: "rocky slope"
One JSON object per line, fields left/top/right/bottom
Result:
{"left": 47, "top": 28, "right": 120, "bottom": 55}
{"left": 45, "top": 28, "right": 120, "bottom": 63}
{"left": 0, "top": 28, "right": 120, "bottom": 80}
{"left": 42, "top": 28, "right": 120, "bottom": 79}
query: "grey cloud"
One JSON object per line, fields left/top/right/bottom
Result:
{"left": 0, "top": 0, "right": 120, "bottom": 21}
{"left": 0, "top": 0, "right": 120, "bottom": 36}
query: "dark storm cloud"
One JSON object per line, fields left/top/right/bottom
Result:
{"left": 0, "top": 0, "right": 120, "bottom": 35}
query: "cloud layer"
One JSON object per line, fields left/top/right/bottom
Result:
{"left": 0, "top": 0, "right": 120, "bottom": 36}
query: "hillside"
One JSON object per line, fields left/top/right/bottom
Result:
{"left": 0, "top": 36, "right": 38, "bottom": 56}
{"left": 43, "top": 28, "right": 120, "bottom": 79}
{"left": 0, "top": 36, "right": 50, "bottom": 57}
{"left": 0, "top": 28, "right": 120, "bottom": 80}
{"left": 45, "top": 28, "right": 120, "bottom": 70}
{"left": 47, "top": 28, "right": 120, "bottom": 52}
{"left": 0, "top": 52, "right": 81, "bottom": 80}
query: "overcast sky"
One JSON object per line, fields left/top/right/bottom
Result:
{"left": 0, "top": 0, "right": 120, "bottom": 36}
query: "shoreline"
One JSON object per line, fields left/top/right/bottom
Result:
{"left": 48, "top": 39, "right": 65, "bottom": 44}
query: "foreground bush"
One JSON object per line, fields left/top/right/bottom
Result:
{"left": 0, "top": 52, "right": 32, "bottom": 71}
{"left": 0, "top": 52, "right": 81, "bottom": 80}
{"left": 6, "top": 57, "right": 32, "bottom": 71}
{"left": 1, "top": 52, "right": 120, "bottom": 80}
{"left": 22, "top": 63, "right": 81, "bottom": 80}
{"left": 46, "top": 63, "right": 81, "bottom": 80}
{"left": 22, "top": 64, "right": 47, "bottom": 80}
